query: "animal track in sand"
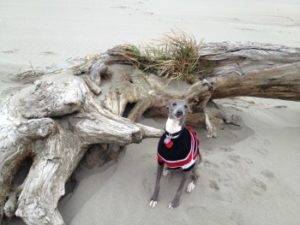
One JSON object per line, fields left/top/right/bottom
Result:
{"left": 249, "top": 138, "right": 271, "bottom": 157}
{"left": 219, "top": 146, "right": 234, "bottom": 152}
{"left": 209, "top": 180, "right": 220, "bottom": 191}
{"left": 1, "top": 49, "right": 19, "bottom": 54}
{"left": 203, "top": 160, "right": 220, "bottom": 169}
{"left": 217, "top": 174, "right": 235, "bottom": 188}
{"left": 249, "top": 178, "right": 267, "bottom": 195}
{"left": 112, "top": 5, "right": 127, "bottom": 9}
{"left": 221, "top": 161, "right": 234, "bottom": 169}
{"left": 251, "top": 146, "right": 269, "bottom": 156}
{"left": 244, "top": 158, "right": 253, "bottom": 164}
{"left": 111, "top": 4, "right": 154, "bottom": 15}
{"left": 227, "top": 154, "right": 241, "bottom": 163}
{"left": 260, "top": 169, "right": 275, "bottom": 179}
{"left": 257, "top": 148, "right": 269, "bottom": 156}
{"left": 226, "top": 153, "right": 253, "bottom": 165}
{"left": 41, "top": 51, "right": 57, "bottom": 55}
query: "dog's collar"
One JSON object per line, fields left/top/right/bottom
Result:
{"left": 164, "top": 128, "right": 182, "bottom": 139}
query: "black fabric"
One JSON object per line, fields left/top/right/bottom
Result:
{"left": 158, "top": 127, "right": 192, "bottom": 161}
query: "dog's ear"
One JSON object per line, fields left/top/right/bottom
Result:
{"left": 185, "top": 99, "right": 193, "bottom": 113}
{"left": 186, "top": 104, "right": 192, "bottom": 113}
{"left": 189, "top": 106, "right": 192, "bottom": 113}
{"left": 166, "top": 100, "right": 173, "bottom": 110}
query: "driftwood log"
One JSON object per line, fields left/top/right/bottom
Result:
{"left": 0, "top": 42, "right": 299, "bottom": 225}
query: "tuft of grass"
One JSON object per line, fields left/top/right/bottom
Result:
{"left": 120, "top": 31, "right": 213, "bottom": 83}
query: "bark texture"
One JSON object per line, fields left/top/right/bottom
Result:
{"left": 0, "top": 42, "right": 299, "bottom": 225}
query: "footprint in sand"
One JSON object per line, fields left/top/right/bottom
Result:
{"left": 221, "top": 154, "right": 239, "bottom": 169}
{"left": 1, "top": 49, "right": 19, "bottom": 54}
{"left": 250, "top": 178, "right": 267, "bottom": 195}
{"left": 209, "top": 179, "right": 220, "bottom": 191}
{"left": 227, "top": 153, "right": 253, "bottom": 165}
{"left": 219, "top": 146, "right": 234, "bottom": 152}
{"left": 250, "top": 138, "right": 271, "bottom": 157}
{"left": 244, "top": 158, "right": 253, "bottom": 165}
{"left": 221, "top": 161, "right": 234, "bottom": 169}
{"left": 257, "top": 148, "right": 269, "bottom": 156}
{"left": 203, "top": 160, "right": 219, "bottom": 169}
{"left": 260, "top": 169, "right": 275, "bottom": 180}
{"left": 111, "top": 5, "right": 127, "bottom": 9}
{"left": 41, "top": 51, "right": 57, "bottom": 55}
{"left": 227, "top": 154, "right": 241, "bottom": 163}
{"left": 251, "top": 147, "right": 269, "bottom": 156}
{"left": 218, "top": 174, "right": 235, "bottom": 188}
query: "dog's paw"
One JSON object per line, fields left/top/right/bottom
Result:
{"left": 187, "top": 181, "right": 196, "bottom": 193}
{"left": 206, "top": 132, "right": 217, "bottom": 139}
{"left": 162, "top": 169, "right": 169, "bottom": 177}
{"left": 149, "top": 200, "right": 158, "bottom": 208}
{"left": 168, "top": 203, "right": 174, "bottom": 209}
{"left": 168, "top": 200, "right": 179, "bottom": 209}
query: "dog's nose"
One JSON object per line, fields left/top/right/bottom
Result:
{"left": 176, "top": 110, "right": 183, "bottom": 116}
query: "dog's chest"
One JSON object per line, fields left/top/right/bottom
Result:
{"left": 165, "top": 118, "right": 182, "bottom": 134}
{"left": 158, "top": 128, "right": 191, "bottom": 161}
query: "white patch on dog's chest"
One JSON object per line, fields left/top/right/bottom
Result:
{"left": 165, "top": 118, "right": 182, "bottom": 134}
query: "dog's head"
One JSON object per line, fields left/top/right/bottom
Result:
{"left": 166, "top": 99, "right": 191, "bottom": 121}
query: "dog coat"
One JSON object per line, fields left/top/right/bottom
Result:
{"left": 157, "top": 127, "right": 201, "bottom": 171}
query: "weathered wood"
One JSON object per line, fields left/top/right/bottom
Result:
{"left": 211, "top": 62, "right": 300, "bottom": 100}
{"left": 0, "top": 42, "right": 299, "bottom": 225}
{"left": 0, "top": 74, "right": 162, "bottom": 225}
{"left": 200, "top": 42, "right": 300, "bottom": 100}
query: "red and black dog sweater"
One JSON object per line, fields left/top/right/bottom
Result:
{"left": 157, "top": 127, "right": 201, "bottom": 171}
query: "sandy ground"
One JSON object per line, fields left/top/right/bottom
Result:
{"left": 58, "top": 99, "right": 300, "bottom": 225}
{"left": 1, "top": 0, "right": 300, "bottom": 225}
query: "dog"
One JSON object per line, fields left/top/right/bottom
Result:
{"left": 149, "top": 99, "right": 202, "bottom": 209}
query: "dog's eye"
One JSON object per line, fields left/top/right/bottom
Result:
{"left": 172, "top": 102, "right": 177, "bottom": 107}
{"left": 184, "top": 105, "right": 188, "bottom": 108}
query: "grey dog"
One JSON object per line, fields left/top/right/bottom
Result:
{"left": 149, "top": 99, "right": 202, "bottom": 209}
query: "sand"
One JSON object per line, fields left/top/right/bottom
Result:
{"left": 1, "top": 0, "right": 300, "bottom": 225}
{"left": 57, "top": 99, "right": 300, "bottom": 225}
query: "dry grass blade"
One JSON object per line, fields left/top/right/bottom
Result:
{"left": 109, "top": 32, "right": 213, "bottom": 83}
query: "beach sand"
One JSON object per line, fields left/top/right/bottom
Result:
{"left": 1, "top": 0, "right": 300, "bottom": 225}
{"left": 57, "top": 98, "right": 300, "bottom": 225}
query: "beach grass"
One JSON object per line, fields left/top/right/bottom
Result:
{"left": 121, "top": 31, "right": 213, "bottom": 83}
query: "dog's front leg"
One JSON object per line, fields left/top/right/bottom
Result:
{"left": 204, "top": 111, "right": 217, "bottom": 138}
{"left": 149, "top": 163, "right": 164, "bottom": 208}
{"left": 168, "top": 171, "right": 189, "bottom": 209}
